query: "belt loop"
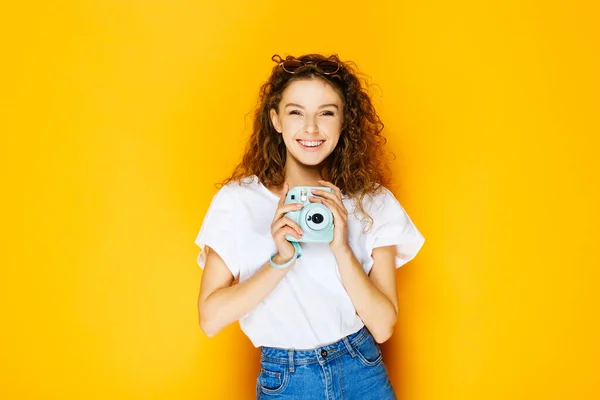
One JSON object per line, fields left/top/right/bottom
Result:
{"left": 288, "top": 349, "right": 295, "bottom": 373}
{"left": 342, "top": 336, "right": 357, "bottom": 358}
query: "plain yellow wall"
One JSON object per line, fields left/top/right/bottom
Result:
{"left": 2, "top": 0, "right": 599, "bottom": 399}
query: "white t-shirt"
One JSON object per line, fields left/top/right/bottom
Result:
{"left": 194, "top": 175, "right": 425, "bottom": 349}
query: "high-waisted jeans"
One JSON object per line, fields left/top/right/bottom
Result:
{"left": 256, "top": 326, "right": 396, "bottom": 399}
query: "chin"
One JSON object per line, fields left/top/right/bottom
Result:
{"left": 296, "top": 157, "right": 326, "bottom": 167}
{"left": 290, "top": 151, "right": 332, "bottom": 167}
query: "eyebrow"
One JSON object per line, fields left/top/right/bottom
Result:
{"left": 284, "top": 103, "right": 339, "bottom": 109}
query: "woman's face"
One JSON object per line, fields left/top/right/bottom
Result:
{"left": 270, "top": 78, "right": 344, "bottom": 167}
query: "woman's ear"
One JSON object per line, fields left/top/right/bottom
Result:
{"left": 270, "top": 108, "right": 282, "bottom": 133}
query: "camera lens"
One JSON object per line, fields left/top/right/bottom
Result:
{"left": 305, "top": 205, "right": 331, "bottom": 231}
{"left": 311, "top": 213, "right": 324, "bottom": 224}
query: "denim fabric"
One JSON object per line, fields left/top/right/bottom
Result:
{"left": 256, "top": 326, "right": 396, "bottom": 399}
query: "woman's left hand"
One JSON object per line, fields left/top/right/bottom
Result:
{"left": 309, "top": 180, "right": 350, "bottom": 252}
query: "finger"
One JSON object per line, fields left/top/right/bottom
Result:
{"left": 273, "top": 182, "right": 292, "bottom": 221}
{"left": 275, "top": 226, "right": 302, "bottom": 240}
{"left": 278, "top": 182, "right": 289, "bottom": 207}
{"left": 318, "top": 180, "right": 343, "bottom": 199}
{"left": 272, "top": 216, "right": 304, "bottom": 236}
{"left": 308, "top": 196, "right": 336, "bottom": 214}
{"left": 272, "top": 202, "right": 303, "bottom": 222}
{"left": 309, "top": 197, "right": 347, "bottom": 219}
{"left": 276, "top": 216, "right": 304, "bottom": 235}
{"left": 310, "top": 188, "right": 337, "bottom": 201}
{"left": 311, "top": 188, "right": 344, "bottom": 210}
{"left": 324, "top": 199, "right": 347, "bottom": 223}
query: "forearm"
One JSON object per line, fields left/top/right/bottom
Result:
{"left": 200, "top": 255, "right": 292, "bottom": 337}
{"left": 333, "top": 246, "right": 397, "bottom": 342}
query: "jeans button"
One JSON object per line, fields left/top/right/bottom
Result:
{"left": 321, "top": 349, "right": 328, "bottom": 358}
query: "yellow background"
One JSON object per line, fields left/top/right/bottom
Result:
{"left": 2, "top": 0, "right": 598, "bottom": 399}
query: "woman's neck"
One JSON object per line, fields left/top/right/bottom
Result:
{"left": 266, "top": 158, "right": 324, "bottom": 198}
{"left": 283, "top": 156, "right": 323, "bottom": 189}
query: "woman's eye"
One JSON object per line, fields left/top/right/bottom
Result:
{"left": 289, "top": 110, "right": 302, "bottom": 115}
{"left": 321, "top": 111, "right": 335, "bottom": 116}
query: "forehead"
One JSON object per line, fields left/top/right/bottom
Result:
{"left": 281, "top": 78, "right": 342, "bottom": 105}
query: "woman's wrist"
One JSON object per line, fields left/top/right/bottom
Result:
{"left": 271, "top": 241, "right": 303, "bottom": 269}
{"left": 272, "top": 253, "right": 294, "bottom": 265}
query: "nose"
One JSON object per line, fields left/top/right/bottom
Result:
{"left": 304, "top": 116, "right": 319, "bottom": 134}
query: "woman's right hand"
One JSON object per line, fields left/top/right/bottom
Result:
{"left": 270, "top": 182, "right": 304, "bottom": 263}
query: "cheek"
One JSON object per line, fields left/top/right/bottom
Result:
{"left": 325, "top": 114, "right": 343, "bottom": 127}
{"left": 281, "top": 118, "right": 302, "bottom": 132}
{"left": 324, "top": 118, "right": 343, "bottom": 137}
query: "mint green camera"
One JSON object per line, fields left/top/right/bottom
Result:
{"left": 284, "top": 186, "right": 334, "bottom": 243}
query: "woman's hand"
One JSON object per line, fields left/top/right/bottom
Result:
{"left": 270, "top": 182, "right": 304, "bottom": 263}
{"left": 309, "top": 180, "right": 349, "bottom": 252}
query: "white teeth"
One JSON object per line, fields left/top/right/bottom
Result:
{"left": 299, "top": 140, "right": 324, "bottom": 147}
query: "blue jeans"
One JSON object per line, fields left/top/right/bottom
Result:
{"left": 256, "top": 326, "right": 396, "bottom": 399}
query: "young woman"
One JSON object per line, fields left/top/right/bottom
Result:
{"left": 195, "top": 54, "right": 425, "bottom": 399}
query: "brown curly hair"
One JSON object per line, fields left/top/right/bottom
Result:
{"left": 219, "top": 53, "right": 394, "bottom": 230}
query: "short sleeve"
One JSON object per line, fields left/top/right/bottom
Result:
{"left": 194, "top": 186, "right": 240, "bottom": 278}
{"left": 366, "top": 187, "right": 425, "bottom": 268}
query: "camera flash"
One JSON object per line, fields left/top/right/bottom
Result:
{"left": 300, "top": 188, "right": 307, "bottom": 202}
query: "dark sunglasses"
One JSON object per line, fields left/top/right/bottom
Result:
{"left": 279, "top": 58, "right": 341, "bottom": 75}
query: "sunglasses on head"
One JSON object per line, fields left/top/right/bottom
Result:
{"left": 279, "top": 57, "right": 341, "bottom": 75}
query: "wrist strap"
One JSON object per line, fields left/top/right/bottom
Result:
{"left": 269, "top": 241, "right": 303, "bottom": 269}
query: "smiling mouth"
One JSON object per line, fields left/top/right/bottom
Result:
{"left": 297, "top": 140, "right": 325, "bottom": 148}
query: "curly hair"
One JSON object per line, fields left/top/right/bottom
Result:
{"left": 219, "top": 53, "right": 394, "bottom": 231}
